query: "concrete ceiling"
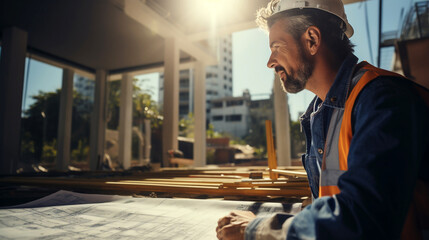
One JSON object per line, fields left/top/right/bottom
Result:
{"left": 0, "top": 0, "right": 365, "bottom": 73}
{"left": 1, "top": 0, "right": 172, "bottom": 72}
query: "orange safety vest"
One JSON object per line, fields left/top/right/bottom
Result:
{"left": 319, "top": 61, "right": 429, "bottom": 238}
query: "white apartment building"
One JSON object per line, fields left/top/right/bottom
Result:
{"left": 210, "top": 90, "right": 251, "bottom": 138}
{"left": 158, "top": 35, "right": 233, "bottom": 119}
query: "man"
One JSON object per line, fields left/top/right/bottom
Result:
{"left": 216, "top": 0, "right": 429, "bottom": 239}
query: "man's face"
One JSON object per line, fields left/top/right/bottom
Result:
{"left": 267, "top": 20, "right": 314, "bottom": 93}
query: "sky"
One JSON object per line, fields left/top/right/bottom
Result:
{"left": 232, "top": 0, "right": 413, "bottom": 120}
{"left": 19, "top": 0, "right": 414, "bottom": 121}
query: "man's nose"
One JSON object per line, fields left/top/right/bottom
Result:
{"left": 267, "top": 54, "right": 276, "bottom": 69}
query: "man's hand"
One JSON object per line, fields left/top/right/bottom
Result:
{"left": 216, "top": 210, "right": 256, "bottom": 240}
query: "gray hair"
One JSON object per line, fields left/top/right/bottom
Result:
{"left": 256, "top": 0, "right": 354, "bottom": 58}
{"left": 255, "top": 0, "right": 280, "bottom": 32}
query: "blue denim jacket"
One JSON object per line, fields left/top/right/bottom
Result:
{"left": 245, "top": 54, "right": 429, "bottom": 239}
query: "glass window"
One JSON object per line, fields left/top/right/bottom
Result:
{"left": 226, "top": 100, "right": 243, "bottom": 107}
{"left": 131, "top": 73, "right": 161, "bottom": 167}
{"left": 179, "top": 105, "right": 189, "bottom": 115}
{"left": 212, "top": 101, "right": 223, "bottom": 108}
{"left": 225, "top": 114, "right": 242, "bottom": 122}
{"left": 180, "top": 92, "right": 189, "bottom": 100}
{"left": 105, "top": 79, "right": 121, "bottom": 169}
{"left": 20, "top": 58, "right": 63, "bottom": 170}
{"left": 180, "top": 78, "right": 189, "bottom": 87}
{"left": 70, "top": 74, "right": 94, "bottom": 170}
{"left": 105, "top": 72, "right": 162, "bottom": 170}
{"left": 212, "top": 115, "right": 223, "bottom": 121}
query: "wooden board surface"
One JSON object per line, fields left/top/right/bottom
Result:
{"left": 0, "top": 167, "right": 311, "bottom": 200}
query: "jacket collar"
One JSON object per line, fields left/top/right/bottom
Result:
{"left": 300, "top": 54, "right": 359, "bottom": 121}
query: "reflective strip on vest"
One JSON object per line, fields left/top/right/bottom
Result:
{"left": 319, "top": 107, "right": 346, "bottom": 196}
{"left": 319, "top": 61, "right": 402, "bottom": 197}
{"left": 320, "top": 61, "right": 429, "bottom": 237}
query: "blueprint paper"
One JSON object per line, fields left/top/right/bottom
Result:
{"left": 0, "top": 190, "right": 301, "bottom": 239}
{"left": 7, "top": 190, "right": 132, "bottom": 208}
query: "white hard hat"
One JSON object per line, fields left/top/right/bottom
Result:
{"left": 273, "top": 0, "right": 354, "bottom": 38}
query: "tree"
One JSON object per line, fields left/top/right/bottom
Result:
{"left": 243, "top": 115, "right": 268, "bottom": 156}
{"left": 290, "top": 119, "right": 306, "bottom": 158}
{"left": 21, "top": 90, "right": 60, "bottom": 163}
{"left": 21, "top": 89, "right": 90, "bottom": 164}
{"left": 178, "top": 112, "right": 224, "bottom": 139}
{"left": 179, "top": 113, "right": 195, "bottom": 138}
{"left": 107, "top": 79, "right": 162, "bottom": 130}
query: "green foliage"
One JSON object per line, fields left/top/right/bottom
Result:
{"left": 206, "top": 123, "right": 215, "bottom": 138}
{"left": 206, "top": 148, "right": 216, "bottom": 164}
{"left": 243, "top": 115, "right": 267, "bottom": 156}
{"left": 20, "top": 89, "right": 94, "bottom": 163}
{"left": 290, "top": 119, "right": 306, "bottom": 158}
{"left": 41, "top": 140, "right": 57, "bottom": 163}
{"left": 21, "top": 90, "right": 61, "bottom": 162}
{"left": 20, "top": 77, "right": 162, "bottom": 166}
{"left": 230, "top": 138, "right": 246, "bottom": 145}
{"left": 106, "top": 80, "right": 121, "bottom": 130}
{"left": 179, "top": 113, "right": 195, "bottom": 138}
{"left": 179, "top": 113, "right": 231, "bottom": 139}
{"left": 243, "top": 116, "right": 307, "bottom": 159}
{"left": 253, "top": 146, "right": 266, "bottom": 158}
{"left": 132, "top": 78, "right": 162, "bottom": 128}
{"left": 107, "top": 78, "right": 162, "bottom": 130}
{"left": 71, "top": 139, "right": 90, "bottom": 162}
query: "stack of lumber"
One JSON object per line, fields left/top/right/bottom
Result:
{"left": 0, "top": 167, "right": 310, "bottom": 200}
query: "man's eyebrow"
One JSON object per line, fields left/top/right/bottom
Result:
{"left": 270, "top": 41, "right": 283, "bottom": 48}
{"left": 269, "top": 41, "right": 278, "bottom": 48}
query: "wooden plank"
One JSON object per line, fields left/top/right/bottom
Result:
{"left": 141, "top": 178, "right": 238, "bottom": 183}
{"left": 222, "top": 182, "right": 309, "bottom": 188}
{"left": 1, "top": 176, "right": 311, "bottom": 197}
{"left": 265, "top": 120, "right": 278, "bottom": 180}
{"left": 188, "top": 174, "right": 242, "bottom": 179}
{"left": 119, "top": 180, "right": 222, "bottom": 187}
{"left": 271, "top": 169, "right": 307, "bottom": 178}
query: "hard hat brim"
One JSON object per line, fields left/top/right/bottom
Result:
{"left": 272, "top": 1, "right": 355, "bottom": 38}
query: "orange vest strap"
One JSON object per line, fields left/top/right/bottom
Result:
{"left": 335, "top": 62, "right": 429, "bottom": 238}
{"left": 319, "top": 185, "right": 341, "bottom": 197}
{"left": 338, "top": 62, "right": 403, "bottom": 171}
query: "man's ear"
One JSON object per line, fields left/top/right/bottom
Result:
{"left": 303, "top": 26, "right": 321, "bottom": 55}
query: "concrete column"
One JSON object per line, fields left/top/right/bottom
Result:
{"left": 162, "top": 38, "right": 179, "bottom": 167}
{"left": 118, "top": 73, "right": 133, "bottom": 169}
{"left": 143, "top": 119, "right": 151, "bottom": 164}
{"left": 273, "top": 75, "right": 292, "bottom": 166}
{"left": 56, "top": 68, "right": 74, "bottom": 171}
{"left": 188, "top": 69, "right": 194, "bottom": 113}
{"left": 89, "top": 69, "right": 107, "bottom": 170}
{"left": 193, "top": 61, "right": 206, "bottom": 167}
{"left": 0, "top": 27, "right": 27, "bottom": 174}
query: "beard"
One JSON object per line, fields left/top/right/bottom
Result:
{"left": 279, "top": 45, "right": 314, "bottom": 94}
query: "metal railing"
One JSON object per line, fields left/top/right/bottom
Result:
{"left": 400, "top": 1, "right": 429, "bottom": 40}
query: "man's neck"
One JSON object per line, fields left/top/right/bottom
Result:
{"left": 306, "top": 51, "right": 343, "bottom": 101}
